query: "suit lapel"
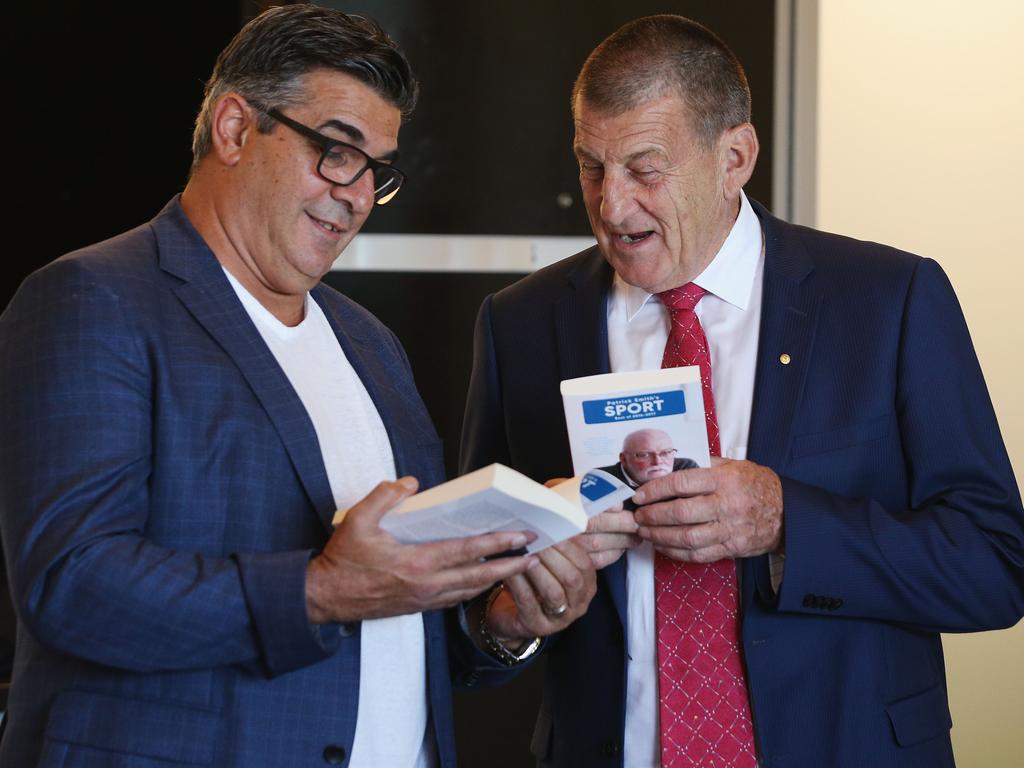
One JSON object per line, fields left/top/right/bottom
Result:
{"left": 742, "top": 201, "right": 822, "bottom": 600}
{"left": 555, "top": 247, "right": 614, "bottom": 382}
{"left": 154, "top": 200, "right": 336, "bottom": 530}
{"left": 312, "top": 287, "right": 438, "bottom": 490}
{"left": 746, "top": 201, "right": 821, "bottom": 473}
{"left": 553, "top": 249, "right": 631, "bottom": 627}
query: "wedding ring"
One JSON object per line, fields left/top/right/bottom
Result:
{"left": 545, "top": 603, "right": 569, "bottom": 617}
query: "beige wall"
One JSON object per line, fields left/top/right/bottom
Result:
{"left": 814, "top": 2, "right": 1024, "bottom": 764}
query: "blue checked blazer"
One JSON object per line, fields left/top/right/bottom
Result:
{"left": 460, "top": 199, "right": 1024, "bottom": 768}
{"left": 0, "top": 197, "right": 474, "bottom": 766}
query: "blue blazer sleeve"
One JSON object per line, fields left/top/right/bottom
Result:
{"left": 775, "top": 257, "right": 1024, "bottom": 632}
{"left": 0, "top": 255, "right": 334, "bottom": 676}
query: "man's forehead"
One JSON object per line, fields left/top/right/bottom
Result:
{"left": 627, "top": 430, "right": 672, "bottom": 447}
{"left": 301, "top": 69, "right": 401, "bottom": 145}
{"left": 573, "top": 95, "right": 692, "bottom": 155}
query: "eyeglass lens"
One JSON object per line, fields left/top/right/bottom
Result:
{"left": 320, "top": 145, "right": 401, "bottom": 203}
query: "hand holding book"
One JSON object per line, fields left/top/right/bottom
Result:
{"left": 334, "top": 463, "right": 635, "bottom": 554}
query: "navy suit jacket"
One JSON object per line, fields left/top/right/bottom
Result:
{"left": 460, "top": 200, "right": 1024, "bottom": 768}
{"left": 0, "top": 198, "right": 479, "bottom": 767}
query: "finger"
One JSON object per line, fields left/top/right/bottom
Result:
{"left": 634, "top": 494, "right": 717, "bottom": 526}
{"left": 589, "top": 550, "right": 620, "bottom": 569}
{"left": 639, "top": 521, "right": 723, "bottom": 550}
{"left": 709, "top": 456, "right": 730, "bottom": 468}
{"left": 542, "top": 540, "right": 596, "bottom": 605}
{"left": 522, "top": 550, "right": 573, "bottom": 612}
{"left": 517, "top": 541, "right": 591, "bottom": 618}
{"left": 581, "top": 532, "right": 641, "bottom": 555}
{"left": 544, "top": 477, "right": 571, "bottom": 488}
{"left": 341, "top": 477, "right": 419, "bottom": 530}
{"left": 586, "top": 509, "right": 638, "bottom": 534}
{"left": 549, "top": 539, "right": 594, "bottom": 572}
{"left": 501, "top": 571, "right": 550, "bottom": 629}
{"left": 631, "top": 467, "right": 715, "bottom": 505}
{"left": 418, "top": 529, "right": 535, "bottom": 569}
{"left": 655, "top": 544, "right": 731, "bottom": 564}
{"left": 425, "top": 551, "right": 538, "bottom": 606}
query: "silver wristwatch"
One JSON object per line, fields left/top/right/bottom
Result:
{"left": 478, "top": 585, "right": 541, "bottom": 666}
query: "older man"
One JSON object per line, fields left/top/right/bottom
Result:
{"left": 461, "top": 14, "right": 1024, "bottom": 768}
{"left": 0, "top": 6, "right": 594, "bottom": 766}
{"left": 596, "top": 430, "right": 699, "bottom": 497}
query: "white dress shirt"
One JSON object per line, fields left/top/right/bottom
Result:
{"left": 608, "top": 191, "right": 764, "bottom": 767}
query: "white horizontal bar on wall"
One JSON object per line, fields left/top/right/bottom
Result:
{"left": 332, "top": 233, "right": 597, "bottom": 273}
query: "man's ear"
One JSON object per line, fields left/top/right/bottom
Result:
{"left": 719, "top": 122, "right": 759, "bottom": 198}
{"left": 209, "top": 93, "right": 255, "bottom": 167}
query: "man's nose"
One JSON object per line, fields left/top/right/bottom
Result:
{"left": 330, "top": 169, "right": 375, "bottom": 216}
{"left": 599, "top": 170, "right": 637, "bottom": 226}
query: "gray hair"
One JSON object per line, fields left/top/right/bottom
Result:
{"left": 190, "top": 4, "right": 417, "bottom": 172}
{"left": 572, "top": 15, "right": 750, "bottom": 149}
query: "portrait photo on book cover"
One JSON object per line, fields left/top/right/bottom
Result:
{"left": 597, "top": 428, "right": 700, "bottom": 486}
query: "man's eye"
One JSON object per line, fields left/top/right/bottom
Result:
{"left": 631, "top": 168, "right": 660, "bottom": 183}
{"left": 323, "top": 145, "right": 360, "bottom": 167}
{"left": 579, "top": 164, "right": 603, "bottom": 180}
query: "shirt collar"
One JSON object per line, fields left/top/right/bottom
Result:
{"left": 617, "top": 463, "right": 640, "bottom": 488}
{"left": 614, "top": 190, "right": 763, "bottom": 321}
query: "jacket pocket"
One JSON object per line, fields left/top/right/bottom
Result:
{"left": 885, "top": 684, "right": 953, "bottom": 747}
{"left": 44, "top": 690, "right": 218, "bottom": 765}
{"left": 790, "top": 413, "right": 892, "bottom": 458}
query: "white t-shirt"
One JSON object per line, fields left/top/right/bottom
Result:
{"left": 225, "top": 272, "right": 435, "bottom": 768}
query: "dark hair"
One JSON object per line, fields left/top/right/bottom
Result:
{"left": 572, "top": 15, "right": 750, "bottom": 148}
{"left": 191, "top": 3, "right": 417, "bottom": 169}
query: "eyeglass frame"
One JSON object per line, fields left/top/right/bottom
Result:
{"left": 253, "top": 104, "right": 407, "bottom": 205}
{"left": 623, "top": 448, "right": 678, "bottom": 461}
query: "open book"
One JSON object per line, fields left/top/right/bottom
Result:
{"left": 560, "top": 367, "right": 710, "bottom": 483}
{"left": 334, "top": 463, "right": 633, "bottom": 553}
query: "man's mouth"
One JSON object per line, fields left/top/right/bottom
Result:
{"left": 309, "top": 213, "right": 344, "bottom": 233}
{"left": 618, "top": 231, "right": 653, "bottom": 244}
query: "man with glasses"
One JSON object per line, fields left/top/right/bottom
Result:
{"left": 0, "top": 6, "right": 595, "bottom": 767}
{"left": 598, "top": 429, "right": 698, "bottom": 493}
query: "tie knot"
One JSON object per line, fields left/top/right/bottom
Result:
{"left": 657, "top": 283, "right": 706, "bottom": 312}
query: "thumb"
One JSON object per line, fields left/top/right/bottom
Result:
{"left": 337, "top": 476, "right": 419, "bottom": 529}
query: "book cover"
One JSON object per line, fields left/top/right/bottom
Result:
{"left": 560, "top": 367, "right": 709, "bottom": 488}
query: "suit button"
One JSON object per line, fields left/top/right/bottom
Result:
{"left": 339, "top": 622, "right": 358, "bottom": 637}
{"left": 323, "top": 744, "right": 346, "bottom": 764}
{"left": 599, "top": 740, "right": 622, "bottom": 757}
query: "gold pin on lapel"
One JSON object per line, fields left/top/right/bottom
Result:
{"left": 779, "top": 353, "right": 791, "bottom": 365}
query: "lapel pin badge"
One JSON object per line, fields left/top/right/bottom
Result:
{"left": 779, "top": 353, "right": 791, "bottom": 365}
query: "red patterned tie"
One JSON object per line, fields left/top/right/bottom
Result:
{"left": 654, "top": 284, "right": 756, "bottom": 767}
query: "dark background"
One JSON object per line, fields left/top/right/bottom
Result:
{"left": 4, "top": 2, "right": 775, "bottom": 763}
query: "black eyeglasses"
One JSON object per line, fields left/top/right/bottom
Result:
{"left": 259, "top": 106, "right": 406, "bottom": 205}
